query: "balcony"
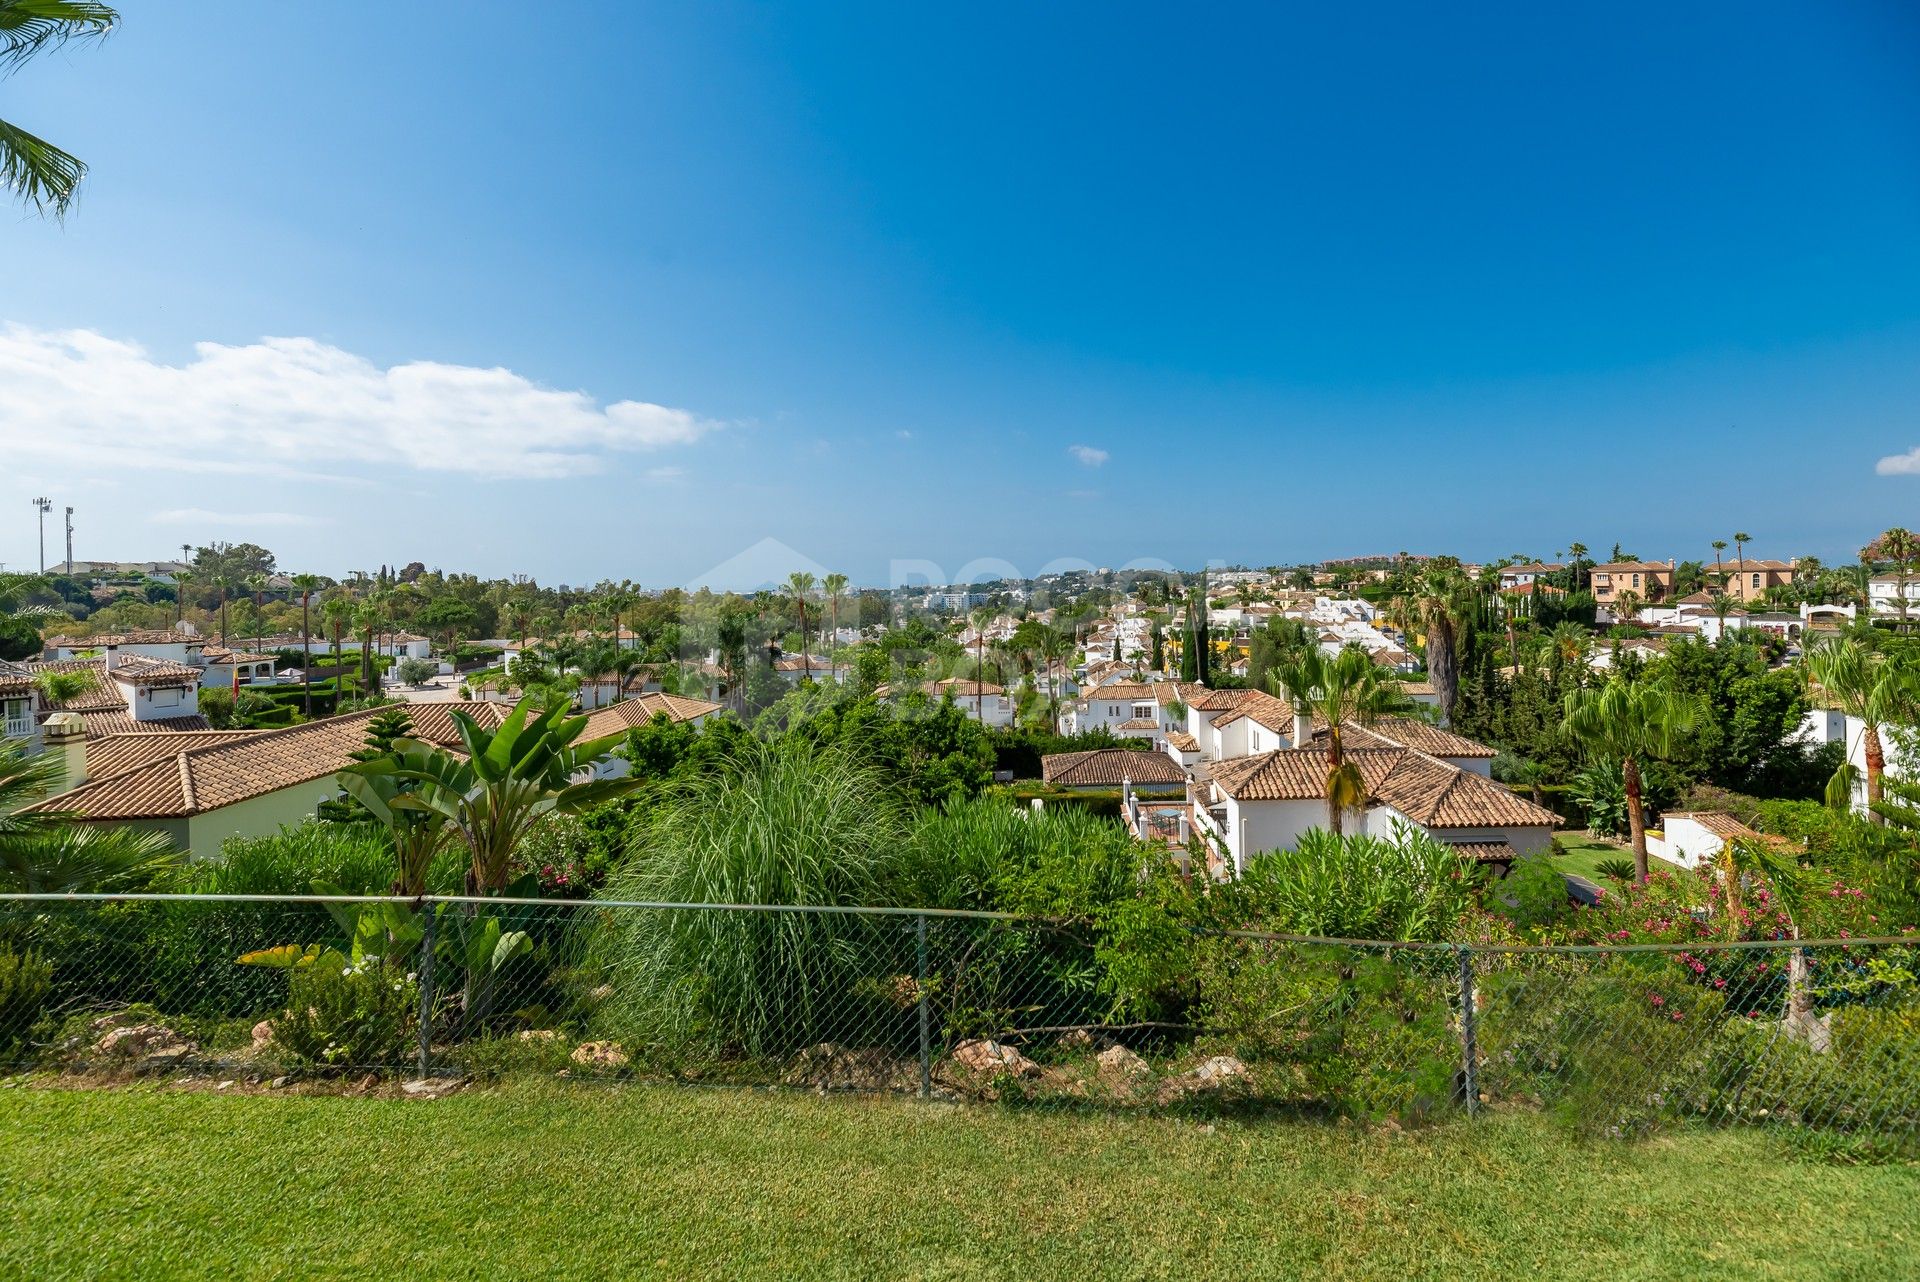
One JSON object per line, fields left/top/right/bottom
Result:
{"left": 3, "top": 715, "right": 34, "bottom": 740}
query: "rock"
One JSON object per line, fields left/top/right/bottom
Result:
{"left": 401, "top": 1077, "right": 465, "bottom": 1098}
{"left": 216, "top": 1079, "right": 236, "bottom": 1090}
{"left": 1157, "top": 1055, "right": 1250, "bottom": 1105}
{"left": 516, "top": 1029, "right": 561, "bottom": 1043}
{"left": 570, "top": 1040, "right": 629, "bottom": 1069}
{"left": 949, "top": 1039, "right": 1042, "bottom": 1081}
{"left": 135, "top": 1045, "right": 195, "bottom": 1075}
{"left": 97, "top": 1023, "right": 186, "bottom": 1057}
{"left": 270, "top": 1076, "right": 292, "bottom": 1089}
{"left": 1096, "top": 1044, "right": 1151, "bottom": 1093}
{"left": 1058, "top": 1028, "right": 1096, "bottom": 1050}
{"left": 782, "top": 1043, "right": 911, "bottom": 1092}
{"left": 97, "top": 1022, "right": 197, "bottom": 1074}
{"left": 251, "top": 1020, "right": 275, "bottom": 1051}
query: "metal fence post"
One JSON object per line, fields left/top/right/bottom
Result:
{"left": 416, "top": 903, "right": 437, "bottom": 1078}
{"left": 916, "top": 913, "right": 931, "bottom": 1099}
{"left": 1457, "top": 944, "right": 1478, "bottom": 1117}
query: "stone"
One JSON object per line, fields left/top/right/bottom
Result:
{"left": 1058, "top": 1028, "right": 1096, "bottom": 1050}
{"left": 949, "top": 1039, "right": 1042, "bottom": 1080}
{"left": 97, "top": 1023, "right": 183, "bottom": 1057}
{"left": 782, "top": 1043, "right": 911, "bottom": 1092}
{"left": 251, "top": 1020, "right": 275, "bottom": 1051}
{"left": 216, "top": 1080, "right": 236, "bottom": 1090}
{"left": 1157, "top": 1054, "right": 1250, "bottom": 1105}
{"left": 270, "top": 1076, "right": 292, "bottom": 1089}
{"left": 135, "top": 1045, "right": 195, "bottom": 1075}
{"left": 570, "top": 1040, "right": 629, "bottom": 1069}
{"left": 1096, "top": 1044, "right": 1151, "bottom": 1093}
{"left": 401, "top": 1077, "right": 465, "bottom": 1098}
{"left": 516, "top": 1029, "right": 561, "bottom": 1043}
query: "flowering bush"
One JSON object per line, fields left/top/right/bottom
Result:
{"left": 271, "top": 964, "right": 417, "bottom": 1069}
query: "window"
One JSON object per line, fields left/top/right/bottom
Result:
{"left": 1751, "top": 574, "right": 1761, "bottom": 589}
{"left": 1632, "top": 573, "right": 1641, "bottom": 587}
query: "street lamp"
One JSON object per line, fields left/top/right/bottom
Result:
{"left": 32, "top": 497, "right": 50, "bottom": 573}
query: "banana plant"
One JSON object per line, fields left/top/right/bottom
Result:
{"left": 358, "top": 696, "right": 642, "bottom": 894}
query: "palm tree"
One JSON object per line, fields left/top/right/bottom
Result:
{"left": 321, "top": 593, "right": 351, "bottom": 679}
{"left": 0, "top": 740, "right": 177, "bottom": 891}
{"left": 244, "top": 572, "right": 269, "bottom": 655}
{"left": 969, "top": 605, "right": 996, "bottom": 722}
{"left": 822, "top": 573, "right": 849, "bottom": 671}
{"left": 289, "top": 573, "right": 323, "bottom": 717}
{"left": 1871, "top": 528, "right": 1920, "bottom": 630}
{"left": 784, "top": 571, "right": 816, "bottom": 680}
{"left": 1269, "top": 648, "right": 1409, "bottom": 836}
{"left": 1409, "top": 561, "right": 1473, "bottom": 724}
{"left": 1804, "top": 636, "right": 1919, "bottom": 822}
{"left": 0, "top": 1, "right": 114, "bottom": 217}
{"left": 171, "top": 569, "right": 193, "bottom": 628}
{"left": 602, "top": 584, "right": 638, "bottom": 651}
{"left": 353, "top": 596, "right": 385, "bottom": 695}
{"left": 1732, "top": 531, "right": 1752, "bottom": 585}
{"left": 1711, "top": 540, "right": 1728, "bottom": 590}
{"left": 1561, "top": 679, "right": 1697, "bottom": 882}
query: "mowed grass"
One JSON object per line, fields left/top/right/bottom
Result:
{"left": 1550, "top": 832, "right": 1684, "bottom": 881}
{"left": 2, "top": 1084, "right": 1915, "bottom": 1281}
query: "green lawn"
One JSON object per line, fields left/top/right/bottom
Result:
{"left": 1550, "top": 832, "right": 1685, "bottom": 881}
{"left": 2, "top": 1083, "right": 1915, "bottom": 1280}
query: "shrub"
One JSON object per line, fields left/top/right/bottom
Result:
{"left": 271, "top": 963, "right": 417, "bottom": 1069}
{"left": 1191, "top": 940, "right": 1458, "bottom": 1121}
{"left": 1228, "top": 825, "right": 1482, "bottom": 942}
{"left": 0, "top": 942, "right": 51, "bottom": 1053}
{"left": 594, "top": 739, "right": 911, "bottom": 1058}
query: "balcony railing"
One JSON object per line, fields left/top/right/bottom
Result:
{"left": 3, "top": 716, "right": 34, "bottom": 739}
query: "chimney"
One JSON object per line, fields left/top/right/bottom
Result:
{"left": 104, "top": 644, "right": 120, "bottom": 672}
{"left": 1292, "top": 704, "right": 1311, "bottom": 749}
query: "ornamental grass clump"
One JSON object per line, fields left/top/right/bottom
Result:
{"left": 593, "top": 738, "right": 911, "bottom": 1060}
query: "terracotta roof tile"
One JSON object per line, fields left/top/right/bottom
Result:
{"left": 73, "top": 711, "right": 213, "bottom": 738}
{"left": 1042, "top": 748, "right": 1186, "bottom": 788}
{"left": 1210, "top": 745, "right": 1559, "bottom": 829}
{"left": 28, "top": 697, "right": 696, "bottom": 822}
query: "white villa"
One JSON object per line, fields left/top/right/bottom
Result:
{"left": 1109, "top": 681, "right": 1557, "bottom": 878}
{"left": 24, "top": 693, "right": 721, "bottom": 859}
{"left": 39, "top": 629, "right": 283, "bottom": 691}
{"left": 875, "top": 678, "right": 1017, "bottom": 727}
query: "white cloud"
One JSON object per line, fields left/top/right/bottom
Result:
{"left": 895, "top": 429, "right": 913, "bottom": 440}
{"left": 152, "top": 508, "right": 324, "bottom": 527}
{"left": 1877, "top": 449, "right": 1920, "bottom": 476}
{"left": 0, "top": 324, "right": 719, "bottom": 481}
{"left": 1068, "top": 444, "right": 1109, "bottom": 467}
{"left": 645, "top": 466, "right": 686, "bottom": 481}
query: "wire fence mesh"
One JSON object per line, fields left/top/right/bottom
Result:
{"left": 1, "top": 893, "right": 1916, "bottom": 1152}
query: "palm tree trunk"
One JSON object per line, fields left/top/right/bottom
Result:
{"left": 1624, "top": 754, "right": 1649, "bottom": 882}
{"left": 1326, "top": 730, "right": 1345, "bottom": 837}
{"left": 301, "top": 596, "right": 313, "bottom": 717}
{"left": 1864, "top": 723, "right": 1887, "bottom": 824}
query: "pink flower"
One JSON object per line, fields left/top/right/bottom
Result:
{"left": 1649, "top": 994, "right": 1665, "bottom": 1007}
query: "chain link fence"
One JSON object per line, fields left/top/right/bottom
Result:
{"left": 1, "top": 894, "right": 1915, "bottom": 1152}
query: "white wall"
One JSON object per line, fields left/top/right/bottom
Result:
{"left": 1646, "top": 817, "right": 1723, "bottom": 870}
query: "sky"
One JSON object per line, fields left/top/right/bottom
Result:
{"left": 4, "top": 2, "right": 1920, "bottom": 589}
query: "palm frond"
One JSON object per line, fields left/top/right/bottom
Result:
{"left": 0, "top": 115, "right": 85, "bottom": 216}
{"left": 0, "top": 1, "right": 114, "bottom": 72}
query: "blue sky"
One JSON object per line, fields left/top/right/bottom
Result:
{"left": 4, "top": 2, "right": 1919, "bottom": 588}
